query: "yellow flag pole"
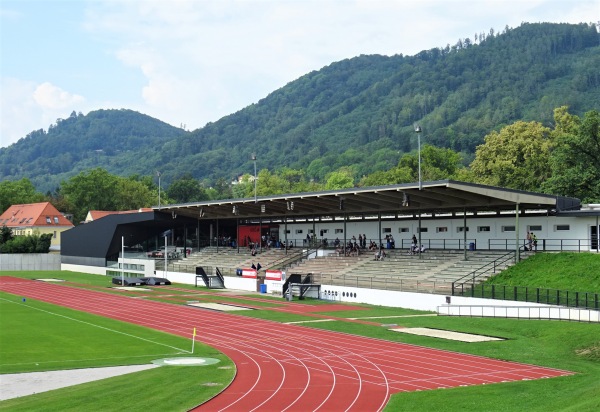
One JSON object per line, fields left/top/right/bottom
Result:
{"left": 191, "top": 327, "right": 196, "bottom": 354}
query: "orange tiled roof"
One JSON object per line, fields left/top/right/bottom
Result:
{"left": 0, "top": 202, "right": 74, "bottom": 228}
{"left": 86, "top": 208, "right": 153, "bottom": 222}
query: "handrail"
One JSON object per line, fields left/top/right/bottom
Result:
{"left": 267, "top": 247, "right": 319, "bottom": 271}
{"left": 452, "top": 247, "right": 523, "bottom": 288}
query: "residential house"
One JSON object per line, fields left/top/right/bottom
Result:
{"left": 0, "top": 202, "right": 74, "bottom": 251}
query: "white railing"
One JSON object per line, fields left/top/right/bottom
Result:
{"left": 437, "top": 304, "right": 599, "bottom": 323}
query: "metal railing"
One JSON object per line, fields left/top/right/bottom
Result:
{"left": 451, "top": 249, "right": 519, "bottom": 291}
{"left": 452, "top": 283, "right": 599, "bottom": 310}
{"left": 438, "top": 305, "right": 600, "bottom": 323}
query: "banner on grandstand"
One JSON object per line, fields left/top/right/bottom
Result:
{"left": 265, "top": 270, "right": 285, "bottom": 281}
{"left": 242, "top": 269, "right": 257, "bottom": 278}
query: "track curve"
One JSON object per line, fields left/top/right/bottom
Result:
{"left": 0, "top": 277, "right": 573, "bottom": 411}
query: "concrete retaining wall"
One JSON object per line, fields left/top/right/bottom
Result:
{"left": 0, "top": 254, "right": 61, "bottom": 271}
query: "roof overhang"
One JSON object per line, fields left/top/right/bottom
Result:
{"left": 154, "top": 180, "right": 579, "bottom": 221}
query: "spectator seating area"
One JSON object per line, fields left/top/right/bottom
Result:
{"left": 170, "top": 246, "right": 304, "bottom": 275}
{"left": 286, "top": 248, "right": 526, "bottom": 292}
{"left": 168, "top": 245, "right": 527, "bottom": 293}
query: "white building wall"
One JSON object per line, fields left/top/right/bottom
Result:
{"left": 280, "top": 214, "right": 598, "bottom": 252}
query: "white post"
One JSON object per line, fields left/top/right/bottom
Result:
{"left": 164, "top": 235, "right": 168, "bottom": 277}
{"left": 121, "top": 236, "right": 125, "bottom": 286}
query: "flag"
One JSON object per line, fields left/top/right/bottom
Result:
{"left": 193, "top": 327, "right": 196, "bottom": 338}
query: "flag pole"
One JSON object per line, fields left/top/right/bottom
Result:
{"left": 191, "top": 327, "right": 196, "bottom": 354}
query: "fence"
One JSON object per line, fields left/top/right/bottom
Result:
{"left": 452, "top": 283, "right": 599, "bottom": 310}
{"left": 438, "top": 305, "right": 600, "bottom": 323}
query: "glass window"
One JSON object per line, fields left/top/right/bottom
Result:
{"left": 436, "top": 227, "right": 448, "bottom": 233}
{"left": 399, "top": 227, "right": 409, "bottom": 233}
{"left": 502, "top": 226, "right": 516, "bottom": 232}
{"left": 478, "top": 226, "right": 491, "bottom": 232}
{"left": 555, "top": 225, "right": 570, "bottom": 231}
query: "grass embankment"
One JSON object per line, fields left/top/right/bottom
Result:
{"left": 486, "top": 252, "right": 600, "bottom": 292}
{"left": 1, "top": 257, "right": 599, "bottom": 411}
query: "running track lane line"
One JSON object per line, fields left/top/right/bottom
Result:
{"left": 0, "top": 277, "right": 574, "bottom": 411}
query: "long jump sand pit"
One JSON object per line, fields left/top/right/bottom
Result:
{"left": 391, "top": 327, "right": 504, "bottom": 342}
{"left": 187, "top": 302, "right": 254, "bottom": 311}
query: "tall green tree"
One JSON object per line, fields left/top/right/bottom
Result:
{"left": 469, "top": 121, "right": 553, "bottom": 191}
{"left": 166, "top": 174, "right": 209, "bottom": 203}
{"left": 0, "top": 178, "right": 45, "bottom": 213}
{"left": 61, "top": 168, "right": 156, "bottom": 223}
{"left": 543, "top": 109, "right": 600, "bottom": 202}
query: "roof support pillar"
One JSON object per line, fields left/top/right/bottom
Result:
{"left": 515, "top": 203, "right": 520, "bottom": 262}
{"left": 418, "top": 209, "right": 422, "bottom": 260}
{"left": 463, "top": 208, "right": 467, "bottom": 261}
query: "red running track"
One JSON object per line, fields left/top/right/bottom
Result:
{"left": 0, "top": 277, "right": 573, "bottom": 411}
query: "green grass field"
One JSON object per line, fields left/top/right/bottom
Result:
{"left": 1, "top": 263, "right": 599, "bottom": 411}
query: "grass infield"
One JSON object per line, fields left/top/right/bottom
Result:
{"left": 1, "top": 269, "right": 599, "bottom": 411}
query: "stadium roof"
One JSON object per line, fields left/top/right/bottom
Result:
{"left": 155, "top": 180, "right": 581, "bottom": 221}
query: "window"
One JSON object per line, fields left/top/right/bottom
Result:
{"left": 478, "top": 226, "right": 491, "bottom": 232}
{"left": 46, "top": 217, "right": 51, "bottom": 224}
{"left": 457, "top": 227, "right": 469, "bottom": 232}
{"left": 54, "top": 217, "right": 59, "bottom": 224}
{"left": 436, "top": 227, "right": 448, "bottom": 233}
{"left": 399, "top": 227, "right": 409, "bottom": 233}
{"left": 555, "top": 225, "right": 570, "bottom": 231}
{"left": 417, "top": 227, "right": 428, "bottom": 233}
{"left": 295, "top": 229, "right": 303, "bottom": 234}
{"left": 502, "top": 226, "right": 515, "bottom": 232}
{"left": 335, "top": 229, "right": 343, "bottom": 234}
{"left": 285, "top": 230, "right": 290, "bottom": 234}
{"left": 383, "top": 228, "right": 391, "bottom": 233}
{"left": 53, "top": 231, "right": 57, "bottom": 238}
{"left": 528, "top": 225, "right": 542, "bottom": 231}
{"left": 308, "top": 229, "right": 314, "bottom": 234}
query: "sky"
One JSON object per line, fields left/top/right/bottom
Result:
{"left": 1, "top": 0, "right": 598, "bottom": 148}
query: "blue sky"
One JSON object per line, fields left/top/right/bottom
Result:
{"left": 1, "top": 0, "right": 598, "bottom": 148}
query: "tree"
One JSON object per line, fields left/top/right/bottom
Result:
{"left": 469, "top": 121, "right": 553, "bottom": 191}
{"left": 0, "top": 178, "right": 45, "bottom": 213}
{"left": 0, "top": 231, "right": 52, "bottom": 253}
{"left": 166, "top": 174, "right": 209, "bottom": 203}
{"left": 543, "top": 109, "right": 600, "bottom": 202}
{"left": 325, "top": 168, "right": 354, "bottom": 190}
{"left": 61, "top": 168, "right": 157, "bottom": 223}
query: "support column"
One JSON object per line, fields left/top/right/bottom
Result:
{"left": 216, "top": 219, "right": 219, "bottom": 252}
{"left": 285, "top": 217, "right": 288, "bottom": 255}
{"left": 259, "top": 217, "right": 263, "bottom": 253}
{"left": 343, "top": 213, "right": 347, "bottom": 252}
{"left": 418, "top": 210, "right": 422, "bottom": 259}
{"left": 515, "top": 203, "right": 520, "bottom": 261}
{"left": 236, "top": 217, "right": 240, "bottom": 253}
{"left": 463, "top": 208, "right": 467, "bottom": 261}
{"left": 378, "top": 213, "right": 382, "bottom": 248}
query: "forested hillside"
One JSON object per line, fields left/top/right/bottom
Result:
{"left": 1, "top": 22, "right": 598, "bottom": 193}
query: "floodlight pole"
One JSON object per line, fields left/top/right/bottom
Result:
{"left": 414, "top": 124, "right": 422, "bottom": 190}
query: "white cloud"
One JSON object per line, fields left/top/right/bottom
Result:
{"left": 33, "top": 82, "right": 85, "bottom": 110}
{"left": 0, "top": 79, "right": 87, "bottom": 147}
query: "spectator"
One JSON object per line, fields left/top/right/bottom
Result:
{"left": 531, "top": 232, "right": 538, "bottom": 251}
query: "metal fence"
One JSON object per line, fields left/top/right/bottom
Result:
{"left": 438, "top": 305, "right": 600, "bottom": 323}
{"left": 452, "top": 283, "right": 599, "bottom": 310}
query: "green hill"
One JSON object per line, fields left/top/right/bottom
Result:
{"left": 1, "top": 22, "right": 599, "bottom": 192}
